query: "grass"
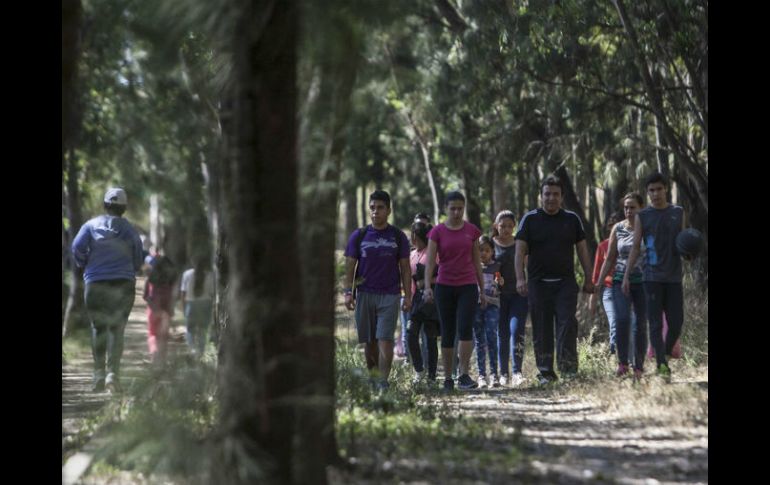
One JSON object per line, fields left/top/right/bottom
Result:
{"left": 335, "top": 342, "right": 524, "bottom": 482}
{"left": 68, "top": 268, "right": 707, "bottom": 483}
{"left": 76, "top": 352, "right": 219, "bottom": 484}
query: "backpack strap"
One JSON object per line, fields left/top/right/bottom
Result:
{"left": 354, "top": 225, "right": 371, "bottom": 258}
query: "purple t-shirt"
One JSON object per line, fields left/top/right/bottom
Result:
{"left": 428, "top": 222, "right": 481, "bottom": 286}
{"left": 344, "top": 225, "right": 410, "bottom": 295}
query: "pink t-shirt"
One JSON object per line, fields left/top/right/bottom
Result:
{"left": 409, "top": 247, "right": 428, "bottom": 297}
{"left": 428, "top": 222, "right": 481, "bottom": 286}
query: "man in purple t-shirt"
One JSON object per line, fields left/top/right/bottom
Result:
{"left": 343, "top": 190, "right": 412, "bottom": 391}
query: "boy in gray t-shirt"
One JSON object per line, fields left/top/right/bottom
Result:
{"left": 623, "top": 173, "right": 686, "bottom": 381}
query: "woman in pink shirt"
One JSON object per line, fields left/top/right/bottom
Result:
{"left": 423, "top": 192, "right": 485, "bottom": 391}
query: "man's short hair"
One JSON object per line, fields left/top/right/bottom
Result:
{"left": 644, "top": 172, "right": 669, "bottom": 189}
{"left": 369, "top": 190, "right": 391, "bottom": 208}
{"left": 541, "top": 175, "right": 563, "bottom": 194}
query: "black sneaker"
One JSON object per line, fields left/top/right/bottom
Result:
{"left": 457, "top": 374, "right": 478, "bottom": 390}
{"left": 537, "top": 373, "right": 558, "bottom": 386}
{"left": 442, "top": 378, "right": 455, "bottom": 392}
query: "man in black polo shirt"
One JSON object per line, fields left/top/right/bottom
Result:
{"left": 515, "top": 175, "right": 595, "bottom": 384}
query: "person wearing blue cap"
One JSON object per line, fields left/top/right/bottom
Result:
{"left": 72, "top": 187, "right": 143, "bottom": 393}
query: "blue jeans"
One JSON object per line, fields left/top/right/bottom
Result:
{"left": 601, "top": 286, "right": 617, "bottom": 352}
{"left": 473, "top": 304, "right": 500, "bottom": 376}
{"left": 644, "top": 282, "right": 684, "bottom": 366}
{"left": 185, "top": 299, "right": 213, "bottom": 354}
{"left": 612, "top": 282, "right": 647, "bottom": 370}
{"left": 499, "top": 292, "right": 529, "bottom": 375}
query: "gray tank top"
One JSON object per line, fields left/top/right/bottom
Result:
{"left": 638, "top": 205, "right": 684, "bottom": 282}
{"left": 614, "top": 222, "right": 644, "bottom": 282}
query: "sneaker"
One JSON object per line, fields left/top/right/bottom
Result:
{"left": 499, "top": 374, "right": 508, "bottom": 386}
{"left": 412, "top": 370, "right": 425, "bottom": 385}
{"left": 488, "top": 374, "right": 497, "bottom": 388}
{"left": 457, "top": 374, "right": 479, "bottom": 390}
{"left": 656, "top": 363, "right": 672, "bottom": 382}
{"left": 105, "top": 373, "right": 122, "bottom": 394}
{"left": 91, "top": 379, "right": 105, "bottom": 393}
{"left": 537, "top": 373, "right": 557, "bottom": 386}
{"left": 616, "top": 363, "right": 630, "bottom": 377}
{"left": 477, "top": 375, "right": 487, "bottom": 389}
{"left": 510, "top": 373, "right": 525, "bottom": 387}
{"left": 442, "top": 378, "right": 455, "bottom": 392}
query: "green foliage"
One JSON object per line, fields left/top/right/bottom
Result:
{"left": 335, "top": 341, "right": 523, "bottom": 477}
{"left": 88, "top": 354, "right": 218, "bottom": 480}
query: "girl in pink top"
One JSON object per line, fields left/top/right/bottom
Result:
{"left": 423, "top": 191, "right": 485, "bottom": 391}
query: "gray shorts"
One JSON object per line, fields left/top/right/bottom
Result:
{"left": 355, "top": 291, "right": 400, "bottom": 343}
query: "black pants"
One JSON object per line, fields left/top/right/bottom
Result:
{"left": 528, "top": 278, "right": 579, "bottom": 378}
{"left": 407, "top": 316, "right": 439, "bottom": 378}
{"left": 643, "top": 281, "right": 684, "bottom": 366}
{"left": 435, "top": 284, "right": 479, "bottom": 348}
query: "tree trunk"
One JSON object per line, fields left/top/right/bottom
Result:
{"left": 63, "top": 149, "right": 86, "bottom": 337}
{"left": 212, "top": 1, "right": 301, "bottom": 483}
{"left": 585, "top": 143, "right": 602, "bottom": 244}
{"left": 491, "top": 149, "right": 508, "bottom": 217}
{"left": 62, "top": 0, "right": 84, "bottom": 338}
{"left": 462, "top": 168, "right": 482, "bottom": 229}
{"left": 295, "top": 4, "right": 362, "bottom": 478}
{"left": 555, "top": 165, "right": 597, "bottom": 257}
{"left": 62, "top": 0, "right": 82, "bottom": 170}
{"left": 528, "top": 157, "right": 539, "bottom": 214}
{"left": 516, "top": 161, "right": 526, "bottom": 218}
{"left": 360, "top": 184, "right": 367, "bottom": 229}
{"left": 344, "top": 187, "right": 357, "bottom": 242}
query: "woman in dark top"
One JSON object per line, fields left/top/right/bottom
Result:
{"left": 492, "top": 210, "right": 529, "bottom": 387}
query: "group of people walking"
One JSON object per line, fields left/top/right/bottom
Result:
{"left": 343, "top": 171, "right": 692, "bottom": 392}
{"left": 71, "top": 187, "right": 215, "bottom": 393}
{"left": 71, "top": 169, "right": 692, "bottom": 395}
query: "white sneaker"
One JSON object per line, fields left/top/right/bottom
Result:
{"left": 413, "top": 370, "right": 425, "bottom": 384}
{"left": 477, "top": 376, "right": 488, "bottom": 388}
{"left": 510, "top": 372, "right": 526, "bottom": 387}
{"left": 490, "top": 374, "right": 500, "bottom": 387}
{"left": 499, "top": 374, "right": 508, "bottom": 386}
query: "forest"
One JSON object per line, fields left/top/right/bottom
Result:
{"left": 62, "top": 1, "right": 708, "bottom": 483}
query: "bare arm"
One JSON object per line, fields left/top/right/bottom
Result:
{"left": 471, "top": 240, "right": 486, "bottom": 308}
{"left": 576, "top": 240, "right": 595, "bottom": 294}
{"left": 399, "top": 258, "right": 412, "bottom": 312}
{"left": 343, "top": 256, "right": 357, "bottom": 311}
{"left": 622, "top": 214, "right": 643, "bottom": 296}
{"left": 597, "top": 226, "right": 619, "bottom": 287}
{"left": 515, "top": 240, "right": 528, "bottom": 297}
{"left": 423, "top": 240, "right": 438, "bottom": 302}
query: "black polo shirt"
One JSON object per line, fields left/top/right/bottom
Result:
{"left": 515, "top": 208, "right": 586, "bottom": 281}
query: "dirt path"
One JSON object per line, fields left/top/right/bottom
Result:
{"left": 62, "top": 278, "right": 188, "bottom": 482}
{"left": 446, "top": 378, "right": 708, "bottom": 484}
